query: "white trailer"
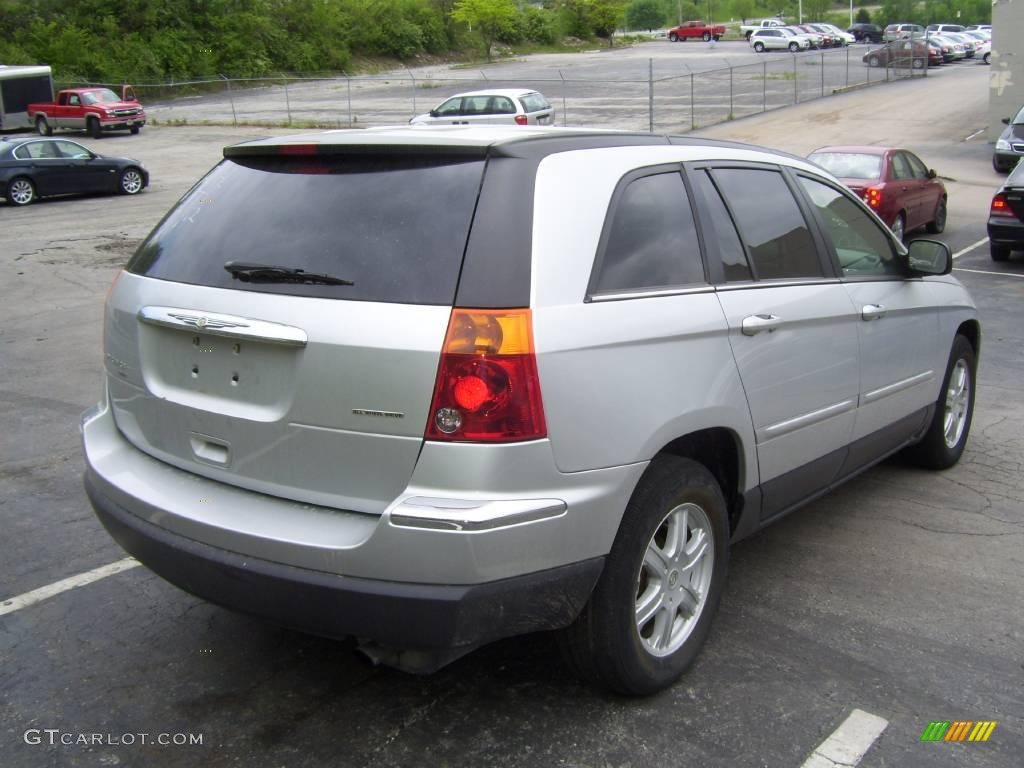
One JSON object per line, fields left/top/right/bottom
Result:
{"left": 0, "top": 65, "right": 54, "bottom": 130}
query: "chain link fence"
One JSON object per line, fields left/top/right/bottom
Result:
{"left": 57, "top": 46, "right": 929, "bottom": 134}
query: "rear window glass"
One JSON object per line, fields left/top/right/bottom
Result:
{"left": 809, "top": 152, "right": 882, "bottom": 180}
{"left": 519, "top": 93, "right": 550, "bottom": 112}
{"left": 128, "top": 154, "right": 485, "bottom": 305}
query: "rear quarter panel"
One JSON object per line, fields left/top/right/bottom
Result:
{"left": 528, "top": 146, "right": 758, "bottom": 490}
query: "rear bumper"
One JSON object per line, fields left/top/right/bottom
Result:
{"left": 86, "top": 470, "right": 602, "bottom": 653}
{"left": 988, "top": 216, "right": 1024, "bottom": 246}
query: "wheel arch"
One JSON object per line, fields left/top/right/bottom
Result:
{"left": 956, "top": 319, "right": 981, "bottom": 358}
{"left": 655, "top": 427, "right": 747, "bottom": 535}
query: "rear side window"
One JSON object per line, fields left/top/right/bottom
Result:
{"left": 711, "top": 168, "right": 822, "bottom": 280}
{"left": 690, "top": 170, "right": 751, "bottom": 282}
{"left": 592, "top": 171, "right": 704, "bottom": 295}
{"left": 128, "top": 154, "right": 485, "bottom": 305}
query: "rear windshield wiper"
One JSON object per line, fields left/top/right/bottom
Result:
{"left": 224, "top": 261, "right": 354, "bottom": 286}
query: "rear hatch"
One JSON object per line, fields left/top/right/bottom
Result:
{"left": 105, "top": 145, "right": 487, "bottom": 514}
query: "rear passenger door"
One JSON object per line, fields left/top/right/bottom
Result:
{"left": 690, "top": 164, "right": 861, "bottom": 520}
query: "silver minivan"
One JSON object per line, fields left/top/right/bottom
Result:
{"left": 82, "top": 126, "right": 978, "bottom": 694}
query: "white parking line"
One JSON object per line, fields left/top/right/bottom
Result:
{"left": 952, "top": 237, "right": 989, "bottom": 260}
{"left": 0, "top": 558, "right": 139, "bottom": 617}
{"left": 964, "top": 128, "right": 986, "bottom": 141}
{"left": 800, "top": 709, "right": 889, "bottom": 768}
{"left": 955, "top": 266, "right": 1024, "bottom": 278}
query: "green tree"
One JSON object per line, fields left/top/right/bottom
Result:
{"left": 730, "top": 0, "right": 755, "bottom": 24}
{"left": 802, "top": 0, "right": 830, "bottom": 21}
{"left": 591, "top": 1, "right": 621, "bottom": 46}
{"left": 855, "top": 7, "right": 871, "bottom": 23}
{"left": 451, "top": 0, "right": 517, "bottom": 60}
{"left": 626, "top": 0, "right": 664, "bottom": 30}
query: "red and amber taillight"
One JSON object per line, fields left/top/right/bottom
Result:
{"left": 990, "top": 192, "right": 1016, "bottom": 218}
{"left": 426, "top": 309, "right": 546, "bottom": 443}
{"left": 864, "top": 186, "right": 882, "bottom": 209}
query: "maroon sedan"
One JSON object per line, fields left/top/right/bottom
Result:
{"left": 807, "top": 146, "right": 947, "bottom": 241}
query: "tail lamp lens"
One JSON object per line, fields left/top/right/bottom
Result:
{"left": 990, "top": 193, "right": 1015, "bottom": 218}
{"left": 865, "top": 186, "right": 882, "bottom": 209}
{"left": 514, "top": 114, "right": 528, "bottom": 125}
{"left": 427, "top": 309, "right": 546, "bottom": 442}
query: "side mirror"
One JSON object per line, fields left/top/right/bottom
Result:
{"left": 906, "top": 239, "right": 952, "bottom": 275}
{"left": 429, "top": 110, "right": 439, "bottom": 118}
{"left": 1003, "top": 117, "right": 1011, "bottom": 125}
{"left": 927, "top": 168, "right": 937, "bottom": 179}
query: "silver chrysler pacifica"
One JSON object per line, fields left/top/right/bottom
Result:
{"left": 82, "top": 126, "right": 978, "bottom": 695}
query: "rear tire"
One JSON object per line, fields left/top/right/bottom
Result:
{"left": 559, "top": 456, "right": 728, "bottom": 695}
{"left": 88, "top": 117, "right": 102, "bottom": 139}
{"left": 7, "top": 176, "right": 36, "bottom": 206}
{"left": 119, "top": 167, "right": 144, "bottom": 195}
{"left": 991, "top": 244, "right": 1010, "bottom": 262}
{"left": 703, "top": 32, "right": 712, "bottom": 42}
{"left": 868, "top": 54, "right": 881, "bottom": 67}
{"left": 669, "top": 32, "right": 679, "bottom": 42}
{"left": 35, "top": 116, "right": 52, "bottom": 136}
{"left": 983, "top": 52, "right": 990, "bottom": 65}
{"left": 904, "top": 335, "right": 976, "bottom": 469}
{"left": 754, "top": 41, "right": 765, "bottom": 52}
{"left": 890, "top": 212, "right": 906, "bottom": 242}
{"left": 926, "top": 198, "right": 947, "bottom": 234}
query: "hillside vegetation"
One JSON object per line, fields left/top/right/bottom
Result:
{"left": 0, "top": 0, "right": 991, "bottom": 83}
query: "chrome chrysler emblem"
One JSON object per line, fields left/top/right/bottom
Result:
{"left": 196, "top": 316, "right": 209, "bottom": 328}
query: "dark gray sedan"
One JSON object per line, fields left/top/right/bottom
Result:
{"left": 1, "top": 136, "right": 148, "bottom": 206}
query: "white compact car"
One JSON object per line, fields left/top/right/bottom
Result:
{"left": 409, "top": 88, "right": 554, "bottom": 126}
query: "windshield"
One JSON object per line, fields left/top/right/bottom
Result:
{"left": 128, "top": 153, "right": 486, "bottom": 304}
{"left": 81, "top": 89, "right": 120, "bottom": 105}
{"left": 1013, "top": 106, "right": 1024, "bottom": 125}
{"left": 808, "top": 152, "right": 883, "bottom": 180}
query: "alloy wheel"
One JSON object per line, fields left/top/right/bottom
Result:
{"left": 943, "top": 359, "right": 971, "bottom": 448}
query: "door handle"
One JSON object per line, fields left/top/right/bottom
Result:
{"left": 741, "top": 314, "right": 781, "bottom": 336}
{"left": 861, "top": 304, "right": 886, "bottom": 321}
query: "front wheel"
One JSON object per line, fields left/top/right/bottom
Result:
{"left": 559, "top": 456, "right": 729, "bottom": 695}
{"left": 912, "top": 56, "right": 924, "bottom": 69}
{"left": 703, "top": 32, "right": 712, "bottom": 42}
{"left": 7, "top": 177, "right": 36, "bottom": 206}
{"left": 754, "top": 41, "right": 765, "bottom": 52}
{"left": 129, "top": 125, "right": 141, "bottom": 135}
{"left": 868, "top": 54, "right": 881, "bottom": 67}
{"left": 119, "top": 167, "right": 144, "bottom": 195}
{"left": 669, "top": 32, "right": 679, "bottom": 42}
{"left": 904, "top": 335, "right": 976, "bottom": 469}
{"left": 88, "top": 116, "right": 102, "bottom": 138}
{"left": 35, "top": 116, "right": 52, "bottom": 136}
{"left": 789, "top": 41, "right": 799, "bottom": 52}
{"left": 983, "top": 52, "right": 990, "bottom": 65}
{"left": 926, "top": 198, "right": 947, "bottom": 234}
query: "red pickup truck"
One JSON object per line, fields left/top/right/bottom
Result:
{"left": 668, "top": 21, "right": 726, "bottom": 42}
{"left": 28, "top": 87, "right": 146, "bottom": 138}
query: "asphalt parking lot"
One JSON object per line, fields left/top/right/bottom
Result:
{"left": 1, "top": 60, "right": 1021, "bottom": 768}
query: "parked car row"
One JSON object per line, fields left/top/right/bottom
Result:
{"left": 748, "top": 22, "right": 853, "bottom": 52}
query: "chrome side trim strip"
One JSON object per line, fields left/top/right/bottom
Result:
{"left": 588, "top": 285, "right": 714, "bottom": 302}
{"left": 762, "top": 399, "right": 856, "bottom": 439}
{"left": 138, "top": 306, "right": 307, "bottom": 347}
{"left": 388, "top": 496, "right": 567, "bottom": 532}
{"left": 863, "top": 370, "right": 935, "bottom": 404}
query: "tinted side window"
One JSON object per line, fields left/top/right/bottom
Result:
{"left": 593, "top": 172, "right": 704, "bottom": 294}
{"left": 904, "top": 152, "right": 929, "bottom": 179}
{"left": 712, "top": 168, "right": 823, "bottom": 280}
{"left": 690, "top": 170, "right": 752, "bottom": 282}
{"left": 890, "top": 153, "right": 912, "bottom": 180}
{"left": 798, "top": 176, "right": 902, "bottom": 277}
